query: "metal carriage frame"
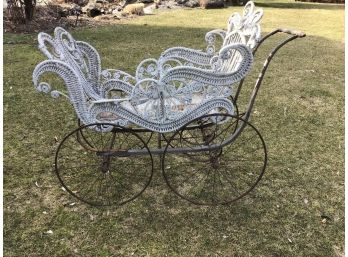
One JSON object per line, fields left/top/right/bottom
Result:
{"left": 33, "top": 2, "right": 305, "bottom": 206}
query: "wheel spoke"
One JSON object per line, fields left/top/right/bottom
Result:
{"left": 55, "top": 123, "right": 154, "bottom": 206}
{"left": 217, "top": 169, "right": 242, "bottom": 197}
{"left": 162, "top": 114, "right": 267, "bottom": 205}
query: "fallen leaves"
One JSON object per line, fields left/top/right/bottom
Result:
{"left": 320, "top": 214, "right": 332, "bottom": 225}
{"left": 44, "top": 229, "right": 53, "bottom": 235}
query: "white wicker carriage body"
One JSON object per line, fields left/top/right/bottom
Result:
{"left": 32, "top": 2, "right": 262, "bottom": 133}
{"left": 31, "top": 1, "right": 307, "bottom": 207}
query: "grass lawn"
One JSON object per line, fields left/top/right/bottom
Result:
{"left": 3, "top": 0, "right": 344, "bottom": 256}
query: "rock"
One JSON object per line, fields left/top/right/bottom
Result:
{"left": 121, "top": 0, "right": 137, "bottom": 7}
{"left": 112, "top": 9, "right": 123, "bottom": 17}
{"left": 58, "top": 8, "right": 70, "bottom": 17}
{"left": 176, "top": 0, "right": 188, "bottom": 3}
{"left": 157, "top": 0, "right": 180, "bottom": 8}
{"left": 82, "top": 0, "right": 97, "bottom": 12}
{"left": 184, "top": 0, "right": 199, "bottom": 7}
{"left": 72, "top": 4, "right": 82, "bottom": 10}
{"left": 87, "top": 7, "right": 102, "bottom": 17}
{"left": 122, "top": 3, "right": 145, "bottom": 15}
{"left": 73, "top": 0, "right": 89, "bottom": 6}
{"left": 82, "top": 5, "right": 90, "bottom": 12}
{"left": 199, "top": 0, "right": 224, "bottom": 8}
{"left": 143, "top": 2, "right": 156, "bottom": 13}
{"left": 70, "top": 5, "right": 83, "bottom": 15}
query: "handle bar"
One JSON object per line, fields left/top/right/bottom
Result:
{"left": 277, "top": 28, "right": 306, "bottom": 38}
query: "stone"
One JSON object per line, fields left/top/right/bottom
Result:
{"left": 82, "top": 0, "right": 97, "bottom": 12}
{"left": 112, "top": 8, "right": 124, "bottom": 18}
{"left": 199, "top": 0, "right": 224, "bottom": 8}
{"left": 73, "top": 0, "right": 89, "bottom": 6}
{"left": 143, "top": 2, "right": 156, "bottom": 14}
{"left": 122, "top": 3, "right": 145, "bottom": 15}
{"left": 58, "top": 8, "right": 70, "bottom": 17}
{"left": 87, "top": 7, "right": 102, "bottom": 17}
{"left": 184, "top": 0, "right": 199, "bottom": 7}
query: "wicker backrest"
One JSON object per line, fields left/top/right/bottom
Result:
{"left": 37, "top": 27, "right": 101, "bottom": 99}
{"left": 205, "top": 1, "right": 263, "bottom": 57}
{"left": 226, "top": 1, "right": 263, "bottom": 49}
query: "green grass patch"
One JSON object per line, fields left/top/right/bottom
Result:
{"left": 4, "top": 1, "right": 344, "bottom": 256}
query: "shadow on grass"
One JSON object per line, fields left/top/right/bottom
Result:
{"left": 255, "top": 1, "right": 344, "bottom": 9}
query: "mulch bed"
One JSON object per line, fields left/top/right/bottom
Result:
{"left": 4, "top": 0, "right": 211, "bottom": 33}
{"left": 4, "top": 4, "right": 130, "bottom": 33}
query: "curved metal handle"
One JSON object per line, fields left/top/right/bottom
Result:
{"left": 278, "top": 28, "right": 306, "bottom": 38}
{"left": 239, "top": 27, "right": 306, "bottom": 121}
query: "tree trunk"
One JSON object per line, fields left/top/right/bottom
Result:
{"left": 23, "top": 0, "right": 35, "bottom": 21}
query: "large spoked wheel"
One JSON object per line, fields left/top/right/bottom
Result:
{"left": 55, "top": 123, "right": 154, "bottom": 206}
{"left": 162, "top": 113, "right": 267, "bottom": 205}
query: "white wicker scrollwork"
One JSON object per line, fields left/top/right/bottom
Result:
{"left": 136, "top": 59, "right": 160, "bottom": 80}
{"left": 226, "top": 1, "right": 263, "bottom": 49}
{"left": 154, "top": 0, "right": 263, "bottom": 68}
{"left": 33, "top": 1, "right": 261, "bottom": 133}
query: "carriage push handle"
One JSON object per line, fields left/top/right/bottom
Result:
{"left": 277, "top": 28, "right": 306, "bottom": 38}
{"left": 238, "top": 27, "right": 306, "bottom": 122}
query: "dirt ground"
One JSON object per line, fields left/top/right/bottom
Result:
{"left": 3, "top": 1, "right": 184, "bottom": 33}
{"left": 4, "top": 5, "right": 131, "bottom": 33}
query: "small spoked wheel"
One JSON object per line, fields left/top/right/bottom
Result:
{"left": 162, "top": 113, "right": 267, "bottom": 205}
{"left": 55, "top": 123, "right": 154, "bottom": 206}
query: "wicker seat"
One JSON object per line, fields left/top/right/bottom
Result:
{"left": 33, "top": 7, "right": 257, "bottom": 133}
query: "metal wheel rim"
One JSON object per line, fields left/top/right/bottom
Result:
{"left": 162, "top": 113, "right": 267, "bottom": 205}
{"left": 55, "top": 123, "right": 154, "bottom": 206}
